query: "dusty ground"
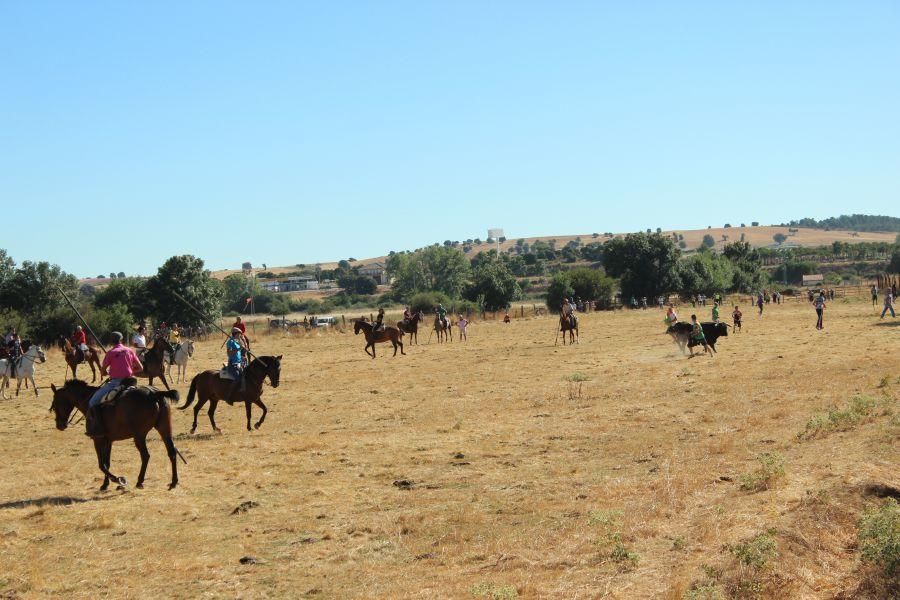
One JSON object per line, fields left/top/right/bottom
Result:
{"left": 0, "top": 297, "right": 897, "bottom": 599}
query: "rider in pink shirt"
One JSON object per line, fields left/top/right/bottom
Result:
{"left": 86, "top": 332, "right": 143, "bottom": 438}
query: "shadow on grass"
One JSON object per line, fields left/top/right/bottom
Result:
{"left": 0, "top": 495, "right": 119, "bottom": 510}
{"left": 873, "top": 319, "right": 900, "bottom": 327}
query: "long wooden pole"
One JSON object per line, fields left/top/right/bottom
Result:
{"left": 56, "top": 286, "right": 108, "bottom": 353}
{"left": 169, "top": 290, "right": 265, "bottom": 365}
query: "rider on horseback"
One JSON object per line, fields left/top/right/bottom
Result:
{"left": 86, "top": 332, "right": 143, "bottom": 438}
{"left": 402, "top": 306, "right": 412, "bottom": 326}
{"left": 72, "top": 326, "right": 88, "bottom": 364}
{"left": 132, "top": 325, "right": 147, "bottom": 361}
{"left": 224, "top": 327, "right": 246, "bottom": 405}
{"left": 7, "top": 331, "right": 21, "bottom": 379}
{"left": 436, "top": 303, "right": 448, "bottom": 330}
{"left": 374, "top": 308, "right": 385, "bottom": 332}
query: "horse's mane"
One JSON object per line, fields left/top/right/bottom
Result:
{"left": 61, "top": 379, "right": 94, "bottom": 392}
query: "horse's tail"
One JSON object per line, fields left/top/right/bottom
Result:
{"left": 155, "top": 388, "right": 180, "bottom": 405}
{"left": 178, "top": 377, "right": 198, "bottom": 410}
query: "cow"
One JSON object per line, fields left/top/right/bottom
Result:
{"left": 666, "top": 322, "right": 729, "bottom": 356}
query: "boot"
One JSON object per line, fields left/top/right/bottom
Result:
{"left": 224, "top": 379, "right": 240, "bottom": 405}
{"left": 85, "top": 405, "right": 104, "bottom": 438}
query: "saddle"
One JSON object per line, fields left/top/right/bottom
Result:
{"left": 98, "top": 377, "right": 139, "bottom": 407}
{"left": 218, "top": 365, "right": 242, "bottom": 381}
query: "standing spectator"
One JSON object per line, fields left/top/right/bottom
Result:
{"left": 457, "top": 315, "right": 469, "bottom": 340}
{"left": 757, "top": 292, "right": 764, "bottom": 316}
{"left": 872, "top": 285, "right": 878, "bottom": 307}
{"left": 712, "top": 301, "right": 720, "bottom": 323}
{"left": 732, "top": 305, "right": 743, "bottom": 332}
{"left": 814, "top": 291, "right": 826, "bottom": 330}
{"left": 882, "top": 288, "right": 896, "bottom": 319}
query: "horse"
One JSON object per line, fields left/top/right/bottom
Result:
{"left": 354, "top": 320, "right": 405, "bottom": 358}
{"left": 0, "top": 345, "right": 46, "bottom": 398}
{"left": 166, "top": 339, "right": 195, "bottom": 384}
{"left": 558, "top": 313, "right": 579, "bottom": 345}
{"left": 136, "top": 337, "right": 175, "bottom": 390}
{"left": 179, "top": 355, "right": 282, "bottom": 433}
{"left": 61, "top": 337, "right": 103, "bottom": 382}
{"left": 396, "top": 311, "right": 425, "bottom": 345}
{"left": 433, "top": 315, "right": 453, "bottom": 343}
{"left": 49, "top": 379, "right": 183, "bottom": 490}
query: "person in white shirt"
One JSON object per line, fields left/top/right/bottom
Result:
{"left": 132, "top": 325, "right": 148, "bottom": 359}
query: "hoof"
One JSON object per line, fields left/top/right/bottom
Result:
{"left": 214, "top": 428, "right": 223, "bottom": 434}
{"left": 136, "top": 483, "right": 144, "bottom": 489}
{"left": 100, "top": 485, "right": 109, "bottom": 492}
{"left": 254, "top": 423, "right": 261, "bottom": 430}
{"left": 168, "top": 482, "right": 178, "bottom": 490}
{"left": 190, "top": 427, "right": 197, "bottom": 434}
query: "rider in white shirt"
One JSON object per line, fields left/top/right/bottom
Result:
{"left": 132, "top": 326, "right": 147, "bottom": 359}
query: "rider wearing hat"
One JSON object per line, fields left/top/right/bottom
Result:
{"left": 86, "top": 332, "right": 143, "bottom": 438}
{"left": 224, "top": 327, "right": 246, "bottom": 405}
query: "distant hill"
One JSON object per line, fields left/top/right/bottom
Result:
{"left": 208, "top": 224, "right": 898, "bottom": 281}
{"left": 780, "top": 214, "right": 900, "bottom": 233}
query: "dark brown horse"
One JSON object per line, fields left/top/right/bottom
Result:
{"left": 179, "top": 355, "right": 282, "bottom": 433}
{"left": 433, "top": 315, "right": 453, "bottom": 343}
{"left": 135, "top": 336, "right": 174, "bottom": 390}
{"left": 49, "top": 379, "right": 183, "bottom": 490}
{"left": 396, "top": 311, "right": 424, "bottom": 345}
{"left": 354, "top": 320, "right": 405, "bottom": 358}
{"left": 558, "top": 313, "right": 579, "bottom": 345}
{"left": 61, "top": 337, "right": 103, "bottom": 382}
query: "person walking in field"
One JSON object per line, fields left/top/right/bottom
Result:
{"left": 881, "top": 288, "right": 895, "bottom": 319}
{"left": 712, "top": 301, "right": 720, "bottom": 323}
{"left": 457, "top": 315, "right": 469, "bottom": 340}
{"left": 871, "top": 285, "right": 878, "bottom": 307}
{"left": 732, "top": 305, "right": 742, "bottom": 332}
{"left": 814, "top": 291, "right": 826, "bottom": 330}
{"left": 756, "top": 292, "right": 764, "bottom": 316}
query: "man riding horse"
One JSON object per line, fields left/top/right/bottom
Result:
{"left": 72, "top": 325, "right": 88, "bottom": 364}
{"left": 86, "top": 332, "right": 144, "bottom": 438}
{"left": 436, "top": 303, "right": 448, "bottom": 331}
{"left": 224, "top": 327, "right": 247, "bottom": 404}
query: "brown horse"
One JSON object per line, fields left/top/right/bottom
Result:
{"left": 179, "top": 355, "right": 282, "bottom": 433}
{"left": 354, "top": 320, "right": 405, "bottom": 358}
{"left": 61, "top": 337, "right": 103, "bottom": 382}
{"left": 396, "top": 311, "right": 424, "bottom": 345}
{"left": 558, "top": 313, "right": 579, "bottom": 345}
{"left": 135, "top": 336, "right": 174, "bottom": 390}
{"left": 49, "top": 379, "right": 183, "bottom": 490}
{"left": 433, "top": 315, "right": 453, "bottom": 343}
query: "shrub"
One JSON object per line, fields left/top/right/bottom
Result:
{"left": 859, "top": 498, "right": 900, "bottom": 576}
{"left": 684, "top": 584, "right": 725, "bottom": 600}
{"left": 739, "top": 453, "right": 785, "bottom": 491}
{"left": 728, "top": 530, "right": 778, "bottom": 569}
{"left": 799, "top": 395, "right": 884, "bottom": 439}
{"left": 471, "top": 582, "right": 518, "bottom": 599}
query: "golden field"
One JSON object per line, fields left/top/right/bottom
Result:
{"left": 0, "top": 297, "right": 897, "bottom": 599}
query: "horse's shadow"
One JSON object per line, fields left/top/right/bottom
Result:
{"left": 0, "top": 494, "right": 119, "bottom": 510}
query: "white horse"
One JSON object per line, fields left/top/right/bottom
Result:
{"left": 0, "top": 345, "right": 46, "bottom": 398}
{"left": 166, "top": 339, "right": 195, "bottom": 384}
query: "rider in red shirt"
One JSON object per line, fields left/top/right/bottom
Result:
{"left": 72, "top": 326, "right": 88, "bottom": 363}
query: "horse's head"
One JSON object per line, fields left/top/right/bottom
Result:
{"left": 264, "top": 355, "right": 282, "bottom": 388}
{"left": 49, "top": 381, "right": 91, "bottom": 431}
{"left": 185, "top": 340, "right": 195, "bottom": 357}
{"left": 353, "top": 320, "right": 363, "bottom": 335}
{"left": 155, "top": 337, "right": 175, "bottom": 354}
{"left": 32, "top": 345, "right": 46, "bottom": 363}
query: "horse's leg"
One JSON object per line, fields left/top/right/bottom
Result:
{"left": 95, "top": 439, "right": 124, "bottom": 488}
{"left": 252, "top": 398, "right": 267, "bottom": 430}
{"left": 208, "top": 399, "right": 222, "bottom": 433}
{"left": 398, "top": 336, "right": 405, "bottom": 355}
{"left": 245, "top": 399, "right": 253, "bottom": 431}
{"left": 15, "top": 378, "right": 21, "bottom": 397}
{"left": 71, "top": 363, "right": 77, "bottom": 380}
{"left": 88, "top": 361, "right": 96, "bottom": 383}
{"left": 30, "top": 374, "right": 38, "bottom": 396}
{"left": 191, "top": 391, "right": 207, "bottom": 434}
{"left": 161, "top": 435, "right": 178, "bottom": 489}
{"left": 158, "top": 372, "right": 171, "bottom": 391}
{"left": 134, "top": 435, "right": 150, "bottom": 489}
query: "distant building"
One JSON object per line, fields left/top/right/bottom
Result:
{"left": 261, "top": 276, "right": 319, "bottom": 293}
{"left": 802, "top": 274, "right": 824, "bottom": 286}
{"left": 358, "top": 262, "right": 388, "bottom": 284}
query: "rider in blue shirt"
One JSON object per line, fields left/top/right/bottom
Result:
{"left": 225, "top": 327, "right": 245, "bottom": 404}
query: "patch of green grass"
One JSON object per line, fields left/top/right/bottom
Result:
{"left": 608, "top": 532, "right": 640, "bottom": 566}
{"left": 471, "top": 582, "right": 518, "bottom": 600}
{"left": 728, "top": 530, "right": 778, "bottom": 570}
{"left": 672, "top": 536, "right": 686, "bottom": 550}
{"left": 588, "top": 509, "right": 622, "bottom": 527}
{"left": 859, "top": 498, "right": 900, "bottom": 577}
{"left": 684, "top": 584, "right": 725, "bottom": 600}
{"left": 565, "top": 372, "right": 588, "bottom": 382}
{"left": 799, "top": 395, "right": 888, "bottom": 439}
{"left": 739, "top": 453, "right": 785, "bottom": 492}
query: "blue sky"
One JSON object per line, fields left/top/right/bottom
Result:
{"left": 2, "top": 2, "right": 898, "bottom": 277}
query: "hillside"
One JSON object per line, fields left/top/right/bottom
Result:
{"left": 210, "top": 226, "right": 897, "bottom": 280}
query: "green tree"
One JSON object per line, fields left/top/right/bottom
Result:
{"left": 420, "top": 246, "right": 470, "bottom": 298}
{"left": 0, "top": 260, "right": 79, "bottom": 321}
{"left": 145, "top": 255, "right": 223, "bottom": 327}
{"left": 679, "top": 253, "right": 735, "bottom": 297}
{"left": 566, "top": 268, "right": 616, "bottom": 308}
{"left": 465, "top": 256, "right": 520, "bottom": 311}
{"left": 93, "top": 277, "right": 152, "bottom": 320}
{"left": 773, "top": 233, "right": 788, "bottom": 245}
{"left": 546, "top": 272, "right": 575, "bottom": 310}
{"left": 888, "top": 248, "right": 900, "bottom": 273}
{"left": 702, "top": 234, "right": 716, "bottom": 248}
{"left": 221, "top": 273, "right": 257, "bottom": 312}
{"left": 722, "top": 241, "right": 767, "bottom": 292}
{"left": 603, "top": 233, "right": 682, "bottom": 300}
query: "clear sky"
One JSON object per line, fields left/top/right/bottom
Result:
{"left": 2, "top": 2, "right": 899, "bottom": 277}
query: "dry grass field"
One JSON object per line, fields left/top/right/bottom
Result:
{"left": 1, "top": 297, "right": 898, "bottom": 599}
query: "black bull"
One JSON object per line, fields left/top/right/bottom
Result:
{"left": 666, "top": 322, "right": 729, "bottom": 354}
